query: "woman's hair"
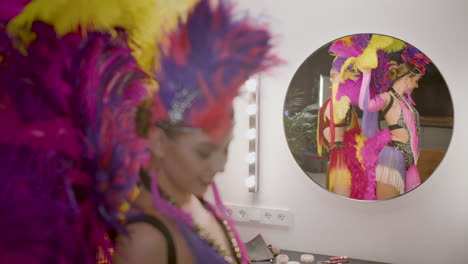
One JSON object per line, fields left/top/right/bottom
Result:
{"left": 389, "top": 63, "right": 420, "bottom": 82}
{"left": 135, "top": 99, "right": 189, "bottom": 139}
{"left": 135, "top": 97, "right": 235, "bottom": 140}
{"left": 135, "top": 98, "right": 152, "bottom": 138}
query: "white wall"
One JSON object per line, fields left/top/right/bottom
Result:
{"left": 213, "top": 0, "right": 468, "bottom": 263}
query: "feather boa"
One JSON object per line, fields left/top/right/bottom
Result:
{"left": 344, "top": 128, "right": 392, "bottom": 200}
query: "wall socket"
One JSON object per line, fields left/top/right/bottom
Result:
{"left": 225, "top": 204, "right": 292, "bottom": 227}
{"left": 259, "top": 207, "right": 292, "bottom": 226}
{"left": 226, "top": 204, "right": 250, "bottom": 222}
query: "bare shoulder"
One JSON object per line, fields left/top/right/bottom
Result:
{"left": 113, "top": 215, "right": 172, "bottom": 264}
{"left": 379, "top": 92, "right": 391, "bottom": 103}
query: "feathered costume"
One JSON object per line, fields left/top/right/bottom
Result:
{"left": 145, "top": 1, "right": 279, "bottom": 263}
{"left": 0, "top": 24, "right": 148, "bottom": 264}
{"left": 317, "top": 35, "right": 367, "bottom": 193}
{"left": 0, "top": 0, "right": 198, "bottom": 263}
{"left": 1, "top": 0, "right": 278, "bottom": 263}
{"left": 323, "top": 34, "right": 431, "bottom": 199}
{"left": 3, "top": 0, "right": 199, "bottom": 89}
{"left": 345, "top": 35, "right": 404, "bottom": 200}
{"left": 372, "top": 44, "right": 430, "bottom": 194}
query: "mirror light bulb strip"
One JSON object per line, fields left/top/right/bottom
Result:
{"left": 242, "top": 75, "right": 260, "bottom": 192}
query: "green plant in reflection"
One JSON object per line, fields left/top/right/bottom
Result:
{"left": 284, "top": 104, "right": 319, "bottom": 165}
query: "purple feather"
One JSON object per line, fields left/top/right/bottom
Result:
{"left": 154, "top": 0, "right": 279, "bottom": 134}
{"left": 0, "top": 21, "right": 150, "bottom": 263}
{"left": 331, "top": 57, "right": 347, "bottom": 72}
{"left": 370, "top": 50, "right": 395, "bottom": 97}
{"left": 329, "top": 34, "right": 370, "bottom": 58}
{"left": 0, "top": 145, "right": 91, "bottom": 264}
{"left": 360, "top": 129, "right": 392, "bottom": 200}
{"left": 353, "top": 34, "right": 371, "bottom": 49}
{"left": 0, "top": 0, "right": 32, "bottom": 22}
{"left": 401, "top": 44, "right": 431, "bottom": 75}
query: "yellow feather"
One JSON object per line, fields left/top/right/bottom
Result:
{"left": 340, "top": 36, "right": 354, "bottom": 46}
{"left": 339, "top": 57, "right": 356, "bottom": 82}
{"left": 317, "top": 129, "right": 323, "bottom": 157}
{"left": 329, "top": 168, "right": 351, "bottom": 189}
{"left": 368, "top": 35, "right": 394, "bottom": 50}
{"left": 328, "top": 167, "right": 335, "bottom": 191}
{"left": 129, "top": 186, "right": 141, "bottom": 201}
{"left": 348, "top": 108, "right": 360, "bottom": 129}
{"left": 370, "top": 34, "right": 406, "bottom": 52}
{"left": 7, "top": 0, "right": 200, "bottom": 90}
{"left": 331, "top": 83, "right": 350, "bottom": 122}
{"left": 389, "top": 60, "right": 398, "bottom": 71}
{"left": 355, "top": 133, "right": 366, "bottom": 170}
{"left": 355, "top": 46, "right": 378, "bottom": 71}
{"left": 118, "top": 202, "right": 131, "bottom": 212}
{"left": 383, "top": 39, "right": 406, "bottom": 52}
{"left": 356, "top": 34, "right": 406, "bottom": 71}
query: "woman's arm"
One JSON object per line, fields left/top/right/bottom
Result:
{"left": 358, "top": 69, "right": 372, "bottom": 110}
{"left": 114, "top": 223, "right": 169, "bottom": 264}
{"left": 367, "top": 93, "right": 389, "bottom": 112}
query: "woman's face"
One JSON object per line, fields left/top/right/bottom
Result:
{"left": 405, "top": 74, "right": 421, "bottom": 94}
{"left": 152, "top": 127, "right": 233, "bottom": 197}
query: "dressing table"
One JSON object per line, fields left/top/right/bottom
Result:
{"left": 254, "top": 249, "right": 391, "bottom": 264}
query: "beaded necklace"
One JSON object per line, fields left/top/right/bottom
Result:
{"left": 389, "top": 88, "right": 420, "bottom": 135}
{"left": 159, "top": 189, "right": 243, "bottom": 264}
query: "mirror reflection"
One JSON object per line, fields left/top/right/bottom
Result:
{"left": 284, "top": 34, "right": 453, "bottom": 200}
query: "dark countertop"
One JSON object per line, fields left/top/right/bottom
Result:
{"left": 253, "top": 249, "right": 391, "bottom": 264}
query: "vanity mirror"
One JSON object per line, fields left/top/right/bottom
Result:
{"left": 283, "top": 34, "right": 453, "bottom": 200}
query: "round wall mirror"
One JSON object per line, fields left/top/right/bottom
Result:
{"left": 283, "top": 33, "right": 453, "bottom": 201}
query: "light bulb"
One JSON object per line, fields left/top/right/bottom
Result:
{"left": 245, "top": 128, "right": 257, "bottom": 140}
{"left": 245, "top": 175, "right": 256, "bottom": 188}
{"left": 244, "top": 79, "right": 258, "bottom": 93}
{"left": 245, "top": 104, "right": 257, "bottom": 115}
{"left": 244, "top": 152, "right": 256, "bottom": 164}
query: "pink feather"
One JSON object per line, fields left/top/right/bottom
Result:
{"left": 405, "top": 165, "right": 421, "bottom": 192}
{"left": 360, "top": 129, "right": 392, "bottom": 200}
{"left": 398, "top": 101, "right": 419, "bottom": 162}
{"left": 329, "top": 42, "right": 363, "bottom": 58}
{"left": 343, "top": 129, "right": 367, "bottom": 200}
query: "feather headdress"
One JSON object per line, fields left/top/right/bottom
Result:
{"left": 4, "top": 0, "right": 199, "bottom": 89}
{"left": 151, "top": 0, "right": 280, "bottom": 142}
{"left": 321, "top": 35, "right": 370, "bottom": 147}
{"left": 401, "top": 44, "right": 431, "bottom": 75}
{"left": 0, "top": 21, "right": 149, "bottom": 264}
{"left": 147, "top": 0, "right": 280, "bottom": 263}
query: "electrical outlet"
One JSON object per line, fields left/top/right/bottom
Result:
{"left": 259, "top": 207, "right": 292, "bottom": 226}
{"left": 263, "top": 211, "right": 272, "bottom": 221}
{"left": 225, "top": 204, "right": 250, "bottom": 222}
{"left": 225, "top": 204, "right": 292, "bottom": 226}
{"left": 259, "top": 208, "right": 274, "bottom": 225}
{"left": 274, "top": 210, "right": 292, "bottom": 226}
{"left": 238, "top": 209, "right": 248, "bottom": 219}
